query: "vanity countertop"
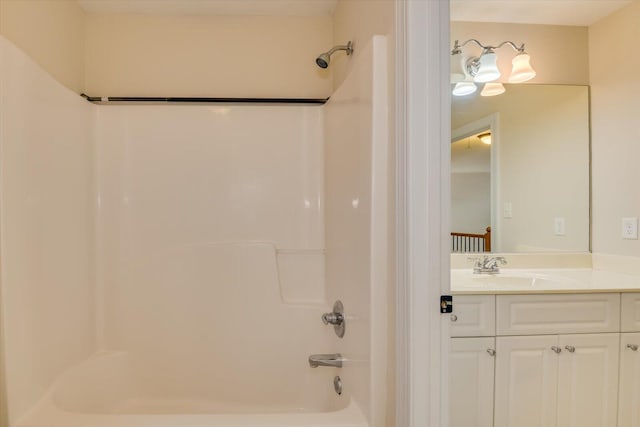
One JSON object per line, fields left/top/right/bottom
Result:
{"left": 451, "top": 268, "right": 640, "bottom": 295}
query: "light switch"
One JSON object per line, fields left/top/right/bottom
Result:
{"left": 503, "top": 202, "right": 513, "bottom": 219}
{"left": 554, "top": 217, "right": 565, "bottom": 236}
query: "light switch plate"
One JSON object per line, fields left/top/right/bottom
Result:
{"left": 554, "top": 217, "right": 566, "bottom": 236}
{"left": 503, "top": 202, "right": 513, "bottom": 219}
{"left": 622, "top": 217, "right": 638, "bottom": 240}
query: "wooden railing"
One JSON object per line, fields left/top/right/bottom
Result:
{"left": 451, "top": 226, "right": 491, "bottom": 253}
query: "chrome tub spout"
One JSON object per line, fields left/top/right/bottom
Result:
{"left": 308, "top": 353, "right": 344, "bottom": 368}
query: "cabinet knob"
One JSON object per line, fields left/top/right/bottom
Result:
{"left": 627, "top": 344, "right": 639, "bottom": 352}
{"left": 450, "top": 314, "right": 458, "bottom": 322}
{"left": 487, "top": 348, "right": 496, "bottom": 356}
{"left": 565, "top": 345, "right": 575, "bottom": 353}
{"left": 551, "top": 346, "right": 562, "bottom": 354}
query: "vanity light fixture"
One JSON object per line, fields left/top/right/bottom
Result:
{"left": 451, "top": 39, "right": 536, "bottom": 96}
{"left": 452, "top": 80, "right": 478, "bottom": 96}
{"left": 481, "top": 82, "right": 506, "bottom": 97}
{"left": 478, "top": 132, "right": 492, "bottom": 145}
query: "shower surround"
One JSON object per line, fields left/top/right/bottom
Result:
{"left": 0, "top": 36, "right": 388, "bottom": 427}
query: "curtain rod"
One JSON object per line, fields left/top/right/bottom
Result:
{"left": 80, "top": 94, "right": 328, "bottom": 105}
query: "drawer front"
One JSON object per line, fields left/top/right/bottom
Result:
{"left": 621, "top": 293, "right": 640, "bottom": 332}
{"left": 496, "top": 293, "right": 620, "bottom": 336}
{"left": 451, "top": 295, "right": 496, "bottom": 337}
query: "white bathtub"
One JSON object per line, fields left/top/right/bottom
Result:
{"left": 17, "top": 352, "right": 367, "bottom": 427}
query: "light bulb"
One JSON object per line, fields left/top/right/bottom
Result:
{"left": 473, "top": 52, "right": 501, "bottom": 83}
{"left": 478, "top": 133, "right": 492, "bottom": 145}
{"left": 481, "top": 82, "right": 505, "bottom": 97}
{"left": 452, "top": 81, "right": 477, "bottom": 97}
{"left": 510, "top": 53, "right": 536, "bottom": 83}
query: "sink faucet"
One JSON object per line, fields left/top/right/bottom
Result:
{"left": 470, "top": 255, "right": 507, "bottom": 274}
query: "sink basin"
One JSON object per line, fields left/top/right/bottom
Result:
{"left": 465, "top": 274, "right": 534, "bottom": 287}
{"left": 451, "top": 269, "right": 581, "bottom": 291}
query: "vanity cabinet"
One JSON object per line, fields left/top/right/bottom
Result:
{"left": 450, "top": 294, "right": 495, "bottom": 337}
{"left": 494, "top": 333, "right": 619, "bottom": 427}
{"left": 450, "top": 337, "right": 495, "bottom": 427}
{"left": 451, "top": 293, "right": 625, "bottom": 427}
{"left": 449, "top": 296, "right": 496, "bottom": 427}
{"left": 619, "top": 333, "right": 640, "bottom": 426}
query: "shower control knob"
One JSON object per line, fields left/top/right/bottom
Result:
{"left": 322, "top": 312, "right": 344, "bottom": 326}
{"left": 322, "top": 300, "right": 346, "bottom": 338}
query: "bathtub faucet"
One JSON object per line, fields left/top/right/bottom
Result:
{"left": 308, "top": 353, "right": 344, "bottom": 368}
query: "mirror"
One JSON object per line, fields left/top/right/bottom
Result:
{"left": 451, "top": 84, "right": 590, "bottom": 253}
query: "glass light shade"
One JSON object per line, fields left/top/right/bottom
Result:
{"left": 452, "top": 81, "right": 477, "bottom": 97}
{"left": 478, "top": 133, "right": 492, "bottom": 145}
{"left": 473, "top": 52, "right": 501, "bottom": 83}
{"left": 481, "top": 82, "right": 505, "bottom": 97}
{"left": 450, "top": 55, "right": 465, "bottom": 83}
{"left": 509, "top": 53, "right": 536, "bottom": 83}
{"left": 451, "top": 72, "right": 465, "bottom": 84}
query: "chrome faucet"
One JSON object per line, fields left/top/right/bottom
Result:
{"left": 470, "top": 255, "right": 507, "bottom": 274}
{"left": 308, "top": 353, "right": 344, "bottom": 368}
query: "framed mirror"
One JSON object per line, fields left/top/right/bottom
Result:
{"left": 451, "top": 84, "right": 590, "bottom": 253}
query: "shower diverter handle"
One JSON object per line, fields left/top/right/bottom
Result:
{"left": 322, "top": 312, "right": 344, "bottom": 326}
{"left": 322, "top": 300, "right": 346, "bottom": 338}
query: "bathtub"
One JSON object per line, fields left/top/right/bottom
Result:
{"left": 17, "top": 352, "right": 367, "bottom": 427}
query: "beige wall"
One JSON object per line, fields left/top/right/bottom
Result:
{"left": 84, "top": 14, "right": 332, "bottom": 98}
{"left": 451, "top": 21, "right": 589, "bottom": 85}
{"left": 589, "top": 0, "right": 640, "bottom": 256}
{"left": 0, "top": 0, "right": 85, "bottom": 93}
{"left": 332, "top": 0, "right": 394, "bottom": 91}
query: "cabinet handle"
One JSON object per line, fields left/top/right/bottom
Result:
{"left": 564, "top": 345, "right": 575, "bottom": 353}
{"left": 450, "top": 314, "right": 458, "bottom": 322}
{"left": 487, "top": 348, "right": 496, "bottom": 356}
{"left": 627, "top": 344, "right": 639, "bottom": 352}
{"left": 551, "top": 346, "right": 562, "bottom": 354}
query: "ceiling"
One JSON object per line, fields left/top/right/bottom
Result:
{"left": 77, "top": 0, "right": 630, "bottom": 24}
{"left": 451, "top": 0, "right": 632, "bottom": 26}
{"left": 77, "top": 0, "right": 338, "bottom": 16}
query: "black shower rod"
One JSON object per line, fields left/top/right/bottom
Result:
{"left": 80, "top": 94, "right": 329, "bottom": 105}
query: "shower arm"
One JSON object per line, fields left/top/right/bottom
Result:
{"left": 327, "top": 41, "right": 354, "bottom": 57}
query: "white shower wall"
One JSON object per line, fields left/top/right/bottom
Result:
{"left": 0, "top": 37, "right": 96, "bottom": 425}
{"left": 0, "top": 32, "right": 389, "bottom": 427}
{"left": 94, "top": 105, "right": 336, "bottom": 409}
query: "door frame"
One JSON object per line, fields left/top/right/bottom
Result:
{"left": 451, "top": 113, "right": 501, "bottom": 251}
{"left": 395, "top": 1, "right": 450, "bottom": 426}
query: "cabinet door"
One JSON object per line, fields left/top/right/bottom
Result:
{"left": 450, "top": 295, "right": 496, "bottom": 337}
{"left": 450, "top": 337, "right": 495, "bottom": 427}
{"left": 556, "top": 333, "right": 619, "bottom": 427}
{"left": 618, "top": 333, "right": 640, "bottom": 427}
{"left": 495, "top": 335, "right": 559, "bottom": 427}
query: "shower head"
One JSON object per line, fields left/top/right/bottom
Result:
{"left": 315, "top": 41, "right": 353, "bottom": 69}
{"left": 316, "top": 53, "right": 331, "bottom": 69}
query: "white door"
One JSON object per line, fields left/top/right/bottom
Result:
{"left": 619, "top": 333, "right": 640, "bottom": 427}
{"left": 495, "top": 335, "right": 559, "bottom": 427}
{"left": 450, "top": 337, "right": 495, "bottom": 427}
{"left": 556, "top": 333, "right": 619, "bottom": 427}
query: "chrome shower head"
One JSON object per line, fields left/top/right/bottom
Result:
{"left": 316, "top": 53, "right": 331, "bottom": 69}
{"left": 315, "top": 41, "right": 353, "bottom": 69}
